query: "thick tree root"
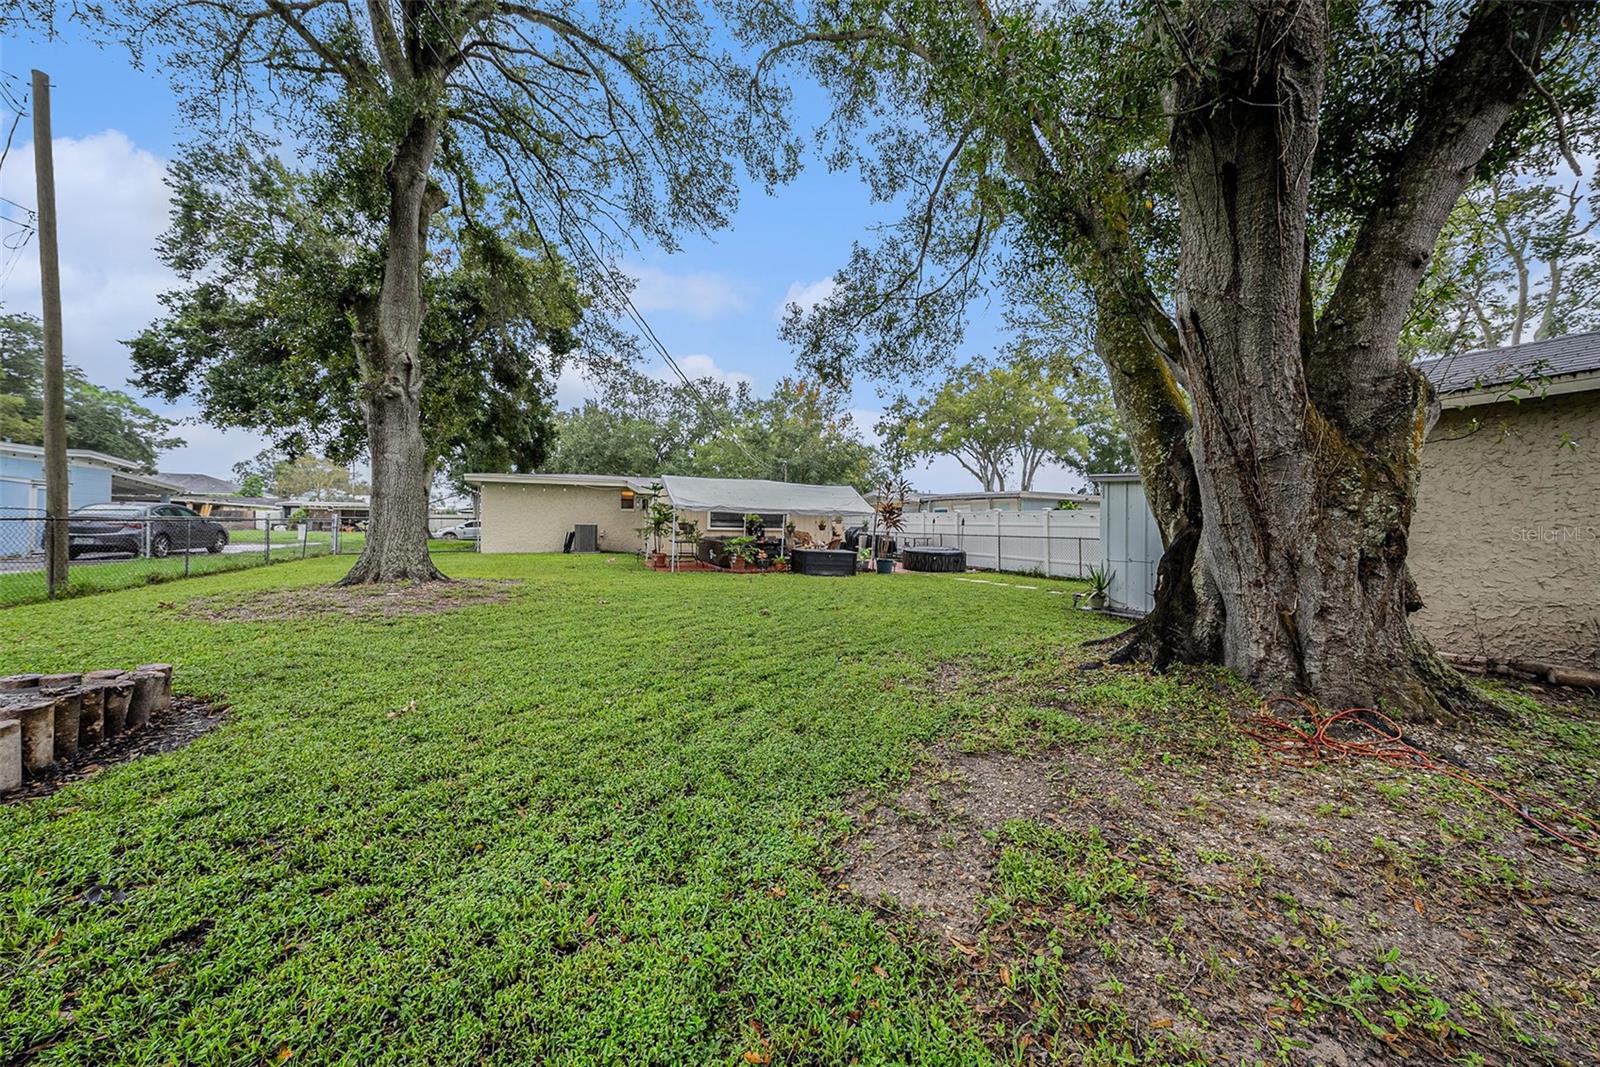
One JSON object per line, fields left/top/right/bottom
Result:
{"left": 336, "top": 552, "right": 447, "bottom": 587}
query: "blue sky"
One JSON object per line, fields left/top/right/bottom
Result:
{"left": 0, "top": 25, "right": 1080, "bottom": 491}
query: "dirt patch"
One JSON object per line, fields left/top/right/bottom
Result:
{"left": 5, "top": 694, "right": 229, "bottom": 803}
{"left": 838, "top": 678, "right": 1600, "bottom": 1065}
{"left": 843, "top": 747, "right": 1072, "bottom": 941}
{"left": 178, "top": 579, "right": 519, "bottom": 622}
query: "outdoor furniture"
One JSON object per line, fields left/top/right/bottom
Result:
{"left": 790, "top": 548, "right": 857, "bottom": 577}
{"left": 902, "top": 546, "right": 967, "bottom": 573}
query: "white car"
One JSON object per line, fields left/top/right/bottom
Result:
{"left": 437, "top": 519, "right": 481, "bottom": 540}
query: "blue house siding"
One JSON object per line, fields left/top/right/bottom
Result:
{"left": 0, "top": 453, "right": 116, "bottom": 515}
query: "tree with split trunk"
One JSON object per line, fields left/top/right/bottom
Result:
{"left": 763, "top": 0, "right": 1597, "bottom": 718}
{"left": 89, "top": 0, "right": 792, "bottom": 584}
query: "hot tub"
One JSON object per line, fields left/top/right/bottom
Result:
{"left": 790, "top": 548, "right": 857, "bottom": 576}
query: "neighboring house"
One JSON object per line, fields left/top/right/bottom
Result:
{"left": 1410, "top": 332, "right": 1599, "bottom": 669}
{"left": 158, "top": 471, "right": 242, "bottom": 496}
{"left": 1, "top": 442, "right": 181, "bottom": 515}
{"left": 906, "top": 489, "right": 1098, "bottom": 513}
{"left": 464, "top": 472, "right": 874, "bottom": 553}
{"left": 1090, "top": 330, "right": 1600, "bottom": 668}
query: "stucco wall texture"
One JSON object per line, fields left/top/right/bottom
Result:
{"left": 477, "top": 483, "right": 643, "bottom": 554}
{"left": 1410, "top": 390, "right": 1599, "bottom": 668}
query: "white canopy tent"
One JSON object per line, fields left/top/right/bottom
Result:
{"left": 659, "top": 475, "right": 873, "bottom": 518}
{"left": 657, "top": 476, "right": 873, "bottom": 570}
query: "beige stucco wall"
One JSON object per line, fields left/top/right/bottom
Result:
{"left": 477, "top": 483, "right": 643, "bottom": 553}
{"left": 1410, "top": 391, "right": 1599, "bottom": 668}
{"left": 476, "top": 488, "right": 856, "bottom": 555}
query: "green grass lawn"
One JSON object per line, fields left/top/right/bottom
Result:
{"left": 0, "top": 554, "right": 1114, "bottom": 1065}
{"left": 3, "top": 555, "right": 1593, "bottom": 1065}
{"left": 0, "top": 536, "right": 474, "bottom": 608}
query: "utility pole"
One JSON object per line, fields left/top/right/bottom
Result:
{"left": 31, "top": 70, "right": 68, "bottom": 597}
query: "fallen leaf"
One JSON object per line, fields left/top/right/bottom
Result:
{"left": 742, "top": 1051, "right": 769, "bottom": 1064}
{"left": 998, "top": 966, "right": 1012, "bottom": 988}
{"left": 275, "top": 1047, "right": 294, "bottom": 1063}
{"left": 1151, "top": 1018, "right": 1173, "bottom": 1029}
{"left": 871, "top": 964, "right": 888, "bottom": 979}
{"left": 767, "top": 885, "right": 787, "bottom": 899}
{"left": 1412, "top": 898, "right": 1425, "bottom": 916}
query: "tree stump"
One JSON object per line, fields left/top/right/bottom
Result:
{"left": 44, "top": 687, "right": 81, "bottom": 761}
{"left": 78, "top": 685, "right": 105, "bottom": 748}
{"left": 0, "top": 718, "right": 19, "bottom": 792}
{"left": 101, "top": 681, "right": 131, "bottom": 737}
{"left": 128, "top": 672, "right": 163, "bottom": 731}
{"left": 14, "top": 698, "right": 57, "bottom": 774}
{"left": 137, "top": 664, "right": 174, "bottom": 711}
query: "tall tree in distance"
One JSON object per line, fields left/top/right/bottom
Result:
{"left": 543, "top": 375, "right": 881, "bottom": 490}
{"left": 882, "top": 353, "right": 1124, "bottom": 492}
{"left": 97, "top": 0, "right": 791, "bottom": 584}
{"left": 0, "top": 313, "right": 183, "bottom": 470}
{"left": 1401, "top": 170, "right": 1600, "bottom": 358}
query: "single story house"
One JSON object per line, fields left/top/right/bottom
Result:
{"left": 1, "top": 442, "right": 181, "bottom": 516}
{"left": 463, "top": 472, "right": 874, "bottom": 554}
{"left": 1409, "top": 332, "right": 1599, "bottom": 669}
{"left": 1091, "top": 330, "right": 1600, "bottom": 668}
{"left": 906, "top": 489, "right": 1099, "bottom": 513}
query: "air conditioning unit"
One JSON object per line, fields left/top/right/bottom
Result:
{"left": 572, "top": 523, "right": 598, "bottom": 552}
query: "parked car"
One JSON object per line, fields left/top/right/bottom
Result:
{"left": 67, "top": 502, "right": 230, "bottom": 559}
{"left": 437, "top": 519, "right": 481, "bottom": 540}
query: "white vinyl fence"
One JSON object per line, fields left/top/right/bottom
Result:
{"left": 899, "top": 509, "right": 1102, "bottom": 578}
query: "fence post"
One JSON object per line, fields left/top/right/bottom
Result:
{"left": 1077, "top": 537, "right": 1082, "bottom": 578}
{"left": 332, "top": 519, "right": 340, "bottom": 556}
{"left": 184, "top": 521, "right": 191, "bottom": 577}
{"left": 996, "top": 514, "right": 1003, "bottom": 573}
{"left": 143, "top": 519, "right": 151, "bottom": 558}
{"left": 264, "top": 518, "right": 271, "bottom": 566}
{"left": 1042, "top": 510, "right": 1052, "bottom": 577}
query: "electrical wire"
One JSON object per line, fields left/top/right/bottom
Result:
{"left": 1241, "top": 695, "right": 1599, "bottom": 855}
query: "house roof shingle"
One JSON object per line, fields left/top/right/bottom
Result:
{"left": 1417, "top": 330, "right": 1600, "bottom": 395}
{"left": 157, "top": 471, "right": 241, "bottom": 495}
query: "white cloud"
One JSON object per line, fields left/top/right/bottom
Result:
{"left": 776, "top": 276, "right": 837, "bottom": 321}
{"left": 157, "top": 411, "right": 277, "bottom": 477}
{"left": 0, "top": 130, "right": 275, "bottom": 478}
{"left": 667, "top": 353, "right": 753, "bottom": 390}
{"left": 553, "top": 362, "right": 601, "bottom": 408}
{"left": 1, "top": 131, "right": 177, "bottom": 387}
{"left": 626, "top": 263, "right": 745, "bottom": 320}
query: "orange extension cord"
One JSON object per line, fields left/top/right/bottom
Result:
{"left": 1241, "top": 695, "right": 1599, "bottom": 856}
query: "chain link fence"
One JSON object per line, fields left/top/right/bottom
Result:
{"left": 1, "top": 512, "right": 351, "bottom": 608}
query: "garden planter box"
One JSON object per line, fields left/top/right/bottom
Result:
{"left": 790, "top": 548, "right": 856, "bottom": 577}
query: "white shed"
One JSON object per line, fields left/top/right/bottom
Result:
{"left": 1091, "top": 473, "right": 1162, "bottom": 615}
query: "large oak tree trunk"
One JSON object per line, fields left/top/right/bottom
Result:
{"left": 1162, "top": 0, "right": 1468, "bottom": 718}
{"left": 340, "top": 114, "right": 447, "bottom": 586}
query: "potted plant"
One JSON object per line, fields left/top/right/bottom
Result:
{"left": 1082, "top": 565, "right": 1115, "bottom": 610}
{"left": 773, "top": 554, "right": 789, "bottom": 573}
{"left": 726, "top": 535, "right": 759, "bottom": 572}
{"left": 871, "top": 477, "right": 911, "bottom": 575}
{"left": 636, "top": 498, "right": 675, "bottom": 566}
